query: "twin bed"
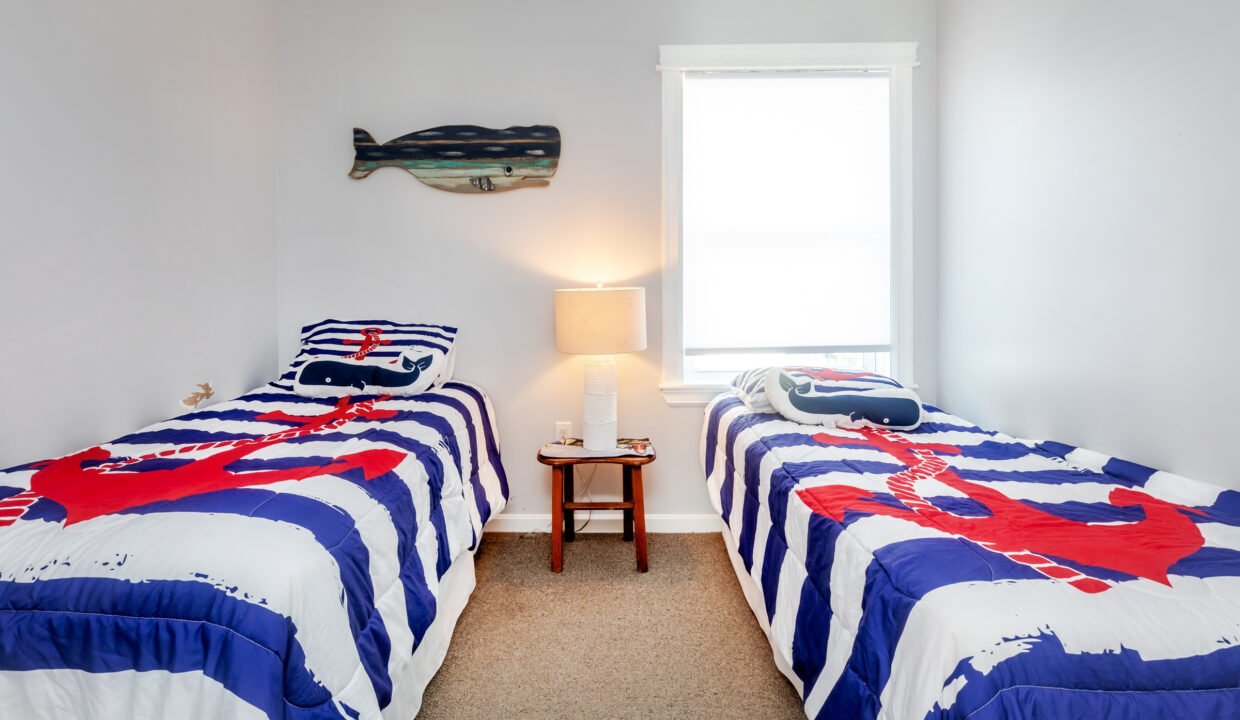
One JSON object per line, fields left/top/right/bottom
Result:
{"left": 0, "top": 322, "right": 507, "bottom": 719}
{"left": 704, "top": 378, "right": 1240, "bottom": 718}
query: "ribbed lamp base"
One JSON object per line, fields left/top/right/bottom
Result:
{"left": 582, "top": 355, "right": 617, "bottom": 451}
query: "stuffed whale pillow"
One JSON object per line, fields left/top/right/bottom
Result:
{"left": 293, "top": 346, "right": 444, "bottom": 398}
{"left": 762, "top": 366, "right": 923, "bottom": 430}
{"left": 731, "top": 365, "right": 904, "bottom": 414}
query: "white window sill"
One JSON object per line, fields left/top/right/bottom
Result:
{"left": 659, "top": 383, "right": 732, "bottom": 407}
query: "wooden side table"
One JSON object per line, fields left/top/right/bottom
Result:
{"left": 536, "top": 449, "right": 656, "bottom": 573}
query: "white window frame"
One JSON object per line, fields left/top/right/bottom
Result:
{"left": 658, "top": 42, "right": 919, "bottom": 406}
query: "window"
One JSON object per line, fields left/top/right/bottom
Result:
{"left": 658, "top": 44, "right": 918, "bottom": 405}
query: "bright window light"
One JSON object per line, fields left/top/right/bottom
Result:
{"left": 680, "top": 72, "right": 892, "bottom": 382}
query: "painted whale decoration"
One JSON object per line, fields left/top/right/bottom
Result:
{"left": 774, "top": 372, "right": 923, "bottom": 430}
{"left": 298, "top": 352, "right": 434, "bottom": 393}
{"left": 349, "top": 124, "right": 560, "bottom": 193}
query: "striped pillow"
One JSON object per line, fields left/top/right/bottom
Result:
{"left": 276, "top": 319, "right": 457, "bottom": 392}
{"left": 731, "top": 367, "right": 776, "bottom": 412}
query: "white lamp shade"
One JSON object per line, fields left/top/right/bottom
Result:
{"left": 554, "top": 287, "right": 647, "bottom": 355}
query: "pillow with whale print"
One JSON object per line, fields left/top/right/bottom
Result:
{"left": 293, "top": 346, "right": 445, "bottom": 398}
{"left": 276, "top": 319, "right": 457, "bottom": 392}
{"left": 763, "top": 366, "right": 923, "bottom": 430}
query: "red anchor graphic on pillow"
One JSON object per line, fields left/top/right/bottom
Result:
{"left": 342, "top": 327, "right": 392, "bottom": 360}
{"left": 4, "top": 396, "right": 406, "bottom": 527}
{"left": 797, "top": 428, "right": 1206, "bottom": 593}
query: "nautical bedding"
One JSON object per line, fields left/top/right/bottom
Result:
{"left": 703, "top": 391, "right": 1240, "bottom": 719}
{"left": 0, "top": 381, "right": 507, "bottom": 719}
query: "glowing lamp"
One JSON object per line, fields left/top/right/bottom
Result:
{"left": 554, "top": 286, "right": 647, "bottom": 450}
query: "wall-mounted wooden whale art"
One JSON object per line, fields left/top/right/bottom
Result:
{"left": 348, "top": 124, "right": 560, "bottom": 193}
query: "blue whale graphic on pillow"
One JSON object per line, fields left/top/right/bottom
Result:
{"left": 779, "top": 372, "right": 922, "bottom": 428}
{"left": 299, "top": 353, "right": 434, "bottom": 392}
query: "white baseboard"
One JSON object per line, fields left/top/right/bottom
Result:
{"left": 485, "top": 511, "right": 720, "bottom": 534}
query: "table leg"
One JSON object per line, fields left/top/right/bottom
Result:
{"left": 632, "top": 466, "right": 647, "bottom": 572}
{"left": 551, "top": 466, "right": 563, "bottom": 573}
{"left": 622, "top": 466, "right": 634, "bottom": 542}
{"left": 563, "top": 465, "right": 575, "bottom": 542}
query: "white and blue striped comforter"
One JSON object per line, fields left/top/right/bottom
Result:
{"left": 0, "top": 381, "right": 506, "bottom": 719}
{"left": 704, "top": 391, "right": 1240, "bottom": 719}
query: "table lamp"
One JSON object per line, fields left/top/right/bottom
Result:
{"left": 554, "top": 285, "right": 647, "bottom": 450}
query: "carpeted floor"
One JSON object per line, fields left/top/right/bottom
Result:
{"left": 418, "top": 533, "right": 804, "bottom": 719}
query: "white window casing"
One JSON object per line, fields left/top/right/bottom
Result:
{"left": 658, "top": 42, "right": 919, "bottom": 406}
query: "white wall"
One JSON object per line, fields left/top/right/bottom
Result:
{"left": 276, "top": 0, "right": 939, "bottom": 524}
{"left": 0, "top": 1, "right": 278, "bottom": 467}
{"left": 938, "top": 1, "right": 1240, "bottom": 488}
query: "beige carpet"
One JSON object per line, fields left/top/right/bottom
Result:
{"left": 418, "top": 533, "right": 804, "bottom": 719}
